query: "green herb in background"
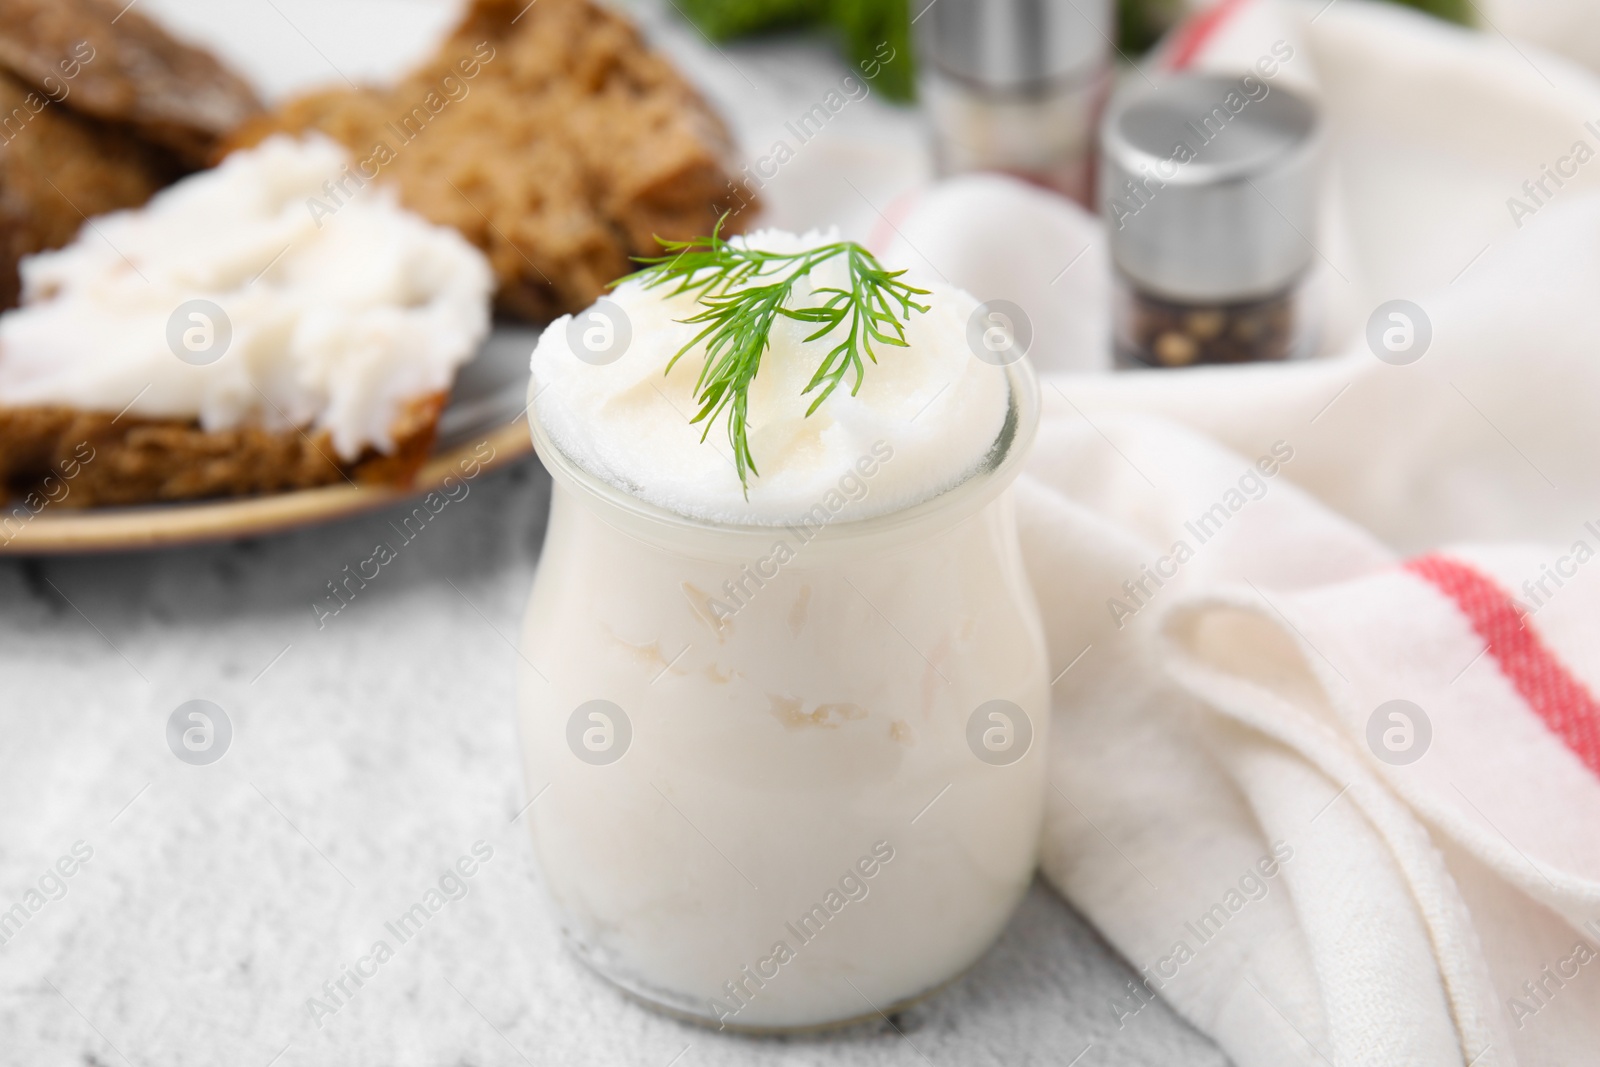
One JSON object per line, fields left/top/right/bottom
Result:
{"left": 677, "top": 0, "right": 916, "bottom": 101}
{"left": 677, "top": 0, "right": 826, "bottom": 40}
{"left": 1387, "top": 0, "right": 1471, "bottom": 25}
{"left": 622, "top": 220, "right": 930, "bottom": 493}
{"left": 1116, "top": 0, "right": 1186, "bottom": 55}
{"left": 828, "top": 0, "right": 915, "bottom": 101}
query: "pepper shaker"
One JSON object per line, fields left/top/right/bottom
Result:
{"left": 1101, "top": 72, "right": 1324, "bottom": 368}
{"left": 917, "top": 0, "right": 1112, "bottom": 206}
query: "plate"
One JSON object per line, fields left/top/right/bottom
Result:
{"left": 0, "top": 325, "right": 541, "bottom": 556}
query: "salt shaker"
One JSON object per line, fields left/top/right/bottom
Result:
{"left": 917, "top": 0, "right": 1113, "bottom": 205}
{"left": 1101, "top": 72, "right": 1324, "bottom": 368}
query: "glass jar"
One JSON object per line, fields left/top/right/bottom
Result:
{"left": 920, "top": 67, "right": 1109, "bottom": 207}
{"left": 918, "top": 0, "right": 1112, "bottom": 207}
{"left": 516, "top": 360, "right": 1049, "bottom": 1032}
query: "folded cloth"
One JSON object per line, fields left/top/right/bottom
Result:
{"left": 1176, "top": 0, "right": 1600, "bottom": 106}
{"left": 870, "top": 1, "right": 1600, "bottom": 1064}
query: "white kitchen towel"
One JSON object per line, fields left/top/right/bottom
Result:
{"left": 874, "top": 1, "right": 1600, "bottom": 1065}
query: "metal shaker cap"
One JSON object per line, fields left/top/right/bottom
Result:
{"left": 918, "top": 0, "right": 1111, "bottom": 93}
{"left": 1101, "top": 74, "right": 1323, "bottom": 302}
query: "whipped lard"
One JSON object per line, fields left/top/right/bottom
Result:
{"left": 517, "top": 237, "right": 1048, "bottom": 1029}
{"left": 0, "top": 135, "right": 493, "bottom": 460}
{"left": 529, "top": 230, "right": 1010, "bottom": 524}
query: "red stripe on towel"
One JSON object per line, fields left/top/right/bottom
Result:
{"left": 1406, "top": 554, "right": 1600, "bottom": 777}
{"left": 1165, "top": 0, "right": 1252, "bottom": 71}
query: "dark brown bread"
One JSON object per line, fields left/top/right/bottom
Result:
{"left": 0, "top": 0, "right": 262, "bottom": 166}
{"left": 0, "top": 0, "right": 264, "bottom": 309}
{"left": 0, "top": 393, "right": 447, "bottom": 508}
{"left": 0, "top": 69, "right": 176, "bottom": 308}
{"left": 228, "top": 0, "right": 754, "bottom": 321}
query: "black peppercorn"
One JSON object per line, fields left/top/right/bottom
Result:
{"left": 1114, "top": 278, "right": 1305, "bottom": 368}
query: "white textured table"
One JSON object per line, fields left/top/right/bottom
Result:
{"left": 0, "top": 461, "right": 1226, "bottom": 1066}
{"left": 0, "top": 2, "right": 1227, "bottom": 1063}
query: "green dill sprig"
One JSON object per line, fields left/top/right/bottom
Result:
{"left": 620, "top": 219, "right": 930, "bottom": 495}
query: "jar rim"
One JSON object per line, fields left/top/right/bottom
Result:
{"left": 527, "top": 356, "right": 1041, "bottom": 546}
